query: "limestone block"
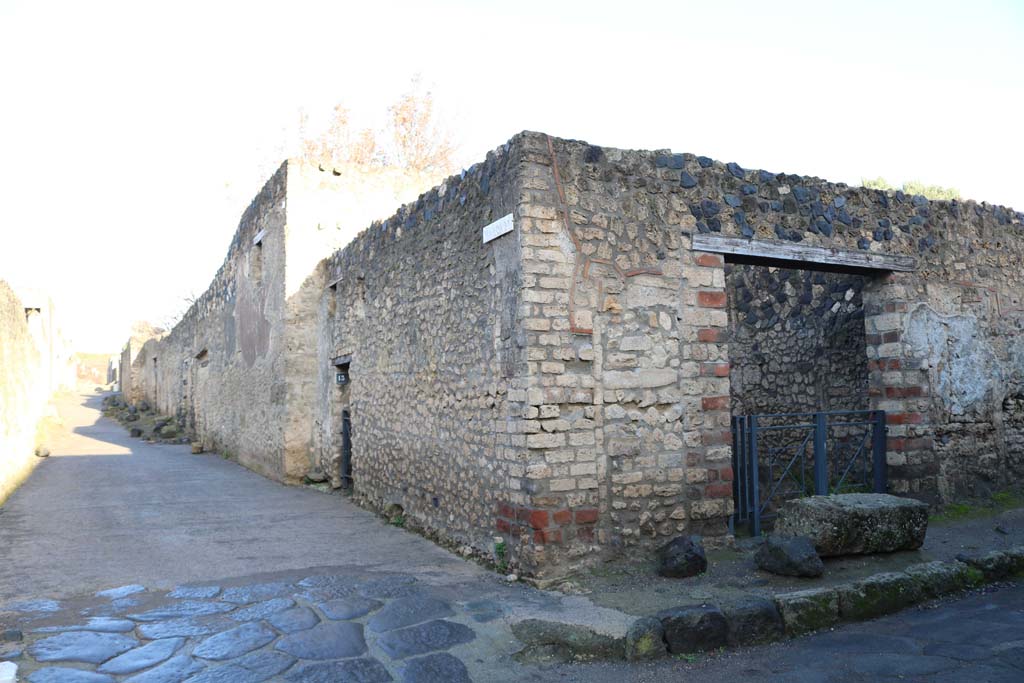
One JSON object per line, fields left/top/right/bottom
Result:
{"left": 773, "top": 494, "right": 929, "bottom": 557}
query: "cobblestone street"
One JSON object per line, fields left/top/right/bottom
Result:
{"left": 2, "top": 392, "right": 1022, "bottom": 682}
{"left": 0, "top": 392, "right": 615, "bottom": 682}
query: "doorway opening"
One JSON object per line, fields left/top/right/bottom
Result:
{"left": 332, "top": 355, "right": 353, "bottom": 489}
{"left": 724, "top": 259, "right": 883, "bottom": 533}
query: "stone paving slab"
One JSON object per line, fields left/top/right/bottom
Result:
{"left": 98, "top": 638, "right": 184, "bottom": 675}
{"left": 28, "top": 668, "right": 115, "bottom": 683}
{"left": 266, "top": 606, "right": 318, "bottom": 634}
{"left": 318, "top": 596, "right": 382, "bottom": 620}
{"left": 227, "top": 598, "right": 294, "bottom": 623}
{"left": 274, "top": 621, "right": 366, "bottom": 660}
{"left": 123, "top": 655, "right": 204, "bottom": 683}
{"left": 1, "top": 565, "right": 561, "bottom": 682}
{"left": 377, "top": 619, "right": 475, "bottom": 659}
{"left": 29, "top": 631, "right": 138, "bottom": 663}
{"left": 367, "top": 595, "right": 455, "bottom": 632}
{"left": 34, "top": 617, "right": 136, "bottom": 634}
{"left": 166, "top": 588, "right": 220, "bottom": 601}
{"left": 284, "top": 657, "right": 392, "bottom": 683}
{"left": 192, "top": 623, "right": 276, "bottom": 660}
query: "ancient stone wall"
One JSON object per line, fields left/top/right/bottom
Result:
{"left": 311, "top": 139, "right": 528, "bottom": 559}
{"left": 117, "top": 130, "right": 1024, "bottom": 578}
{"left": 127, "top": 163, "right": 293, "bottom": 481}
{"left": 726, "top": 265, "right": 869, "bottom": 416}
{"left": 0, "top": 281, "right": 71, "bottom": 503}
{"left": 503, "top": 134, "right": 732, "bottom": 577}
{"left": 502, "top": 133, "right": 1023, "bottom": 576}
{"left": 119, "top": 324, "right": 165, "bottom": 406}
{"left": 631, "top": 143, "right": 1024, "bottom": 504}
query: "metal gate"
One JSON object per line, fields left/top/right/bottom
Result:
{"left": 731, "top": 410, "right": 887, "bottom": 536}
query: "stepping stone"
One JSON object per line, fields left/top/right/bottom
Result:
{"left": 368, "top": 596, "right": 454, "bottom": 633}
{"left": 123, "top": 654, "right": 205, "bottom": 683}
{"left": 229, "top": 598, "right": 294, "bottom": 622}
{"left": 285, "top": 658, "right": 392, "bottom": 683}
{"left": 129, "top": 601, "right": 235, "bottom": 622}
{"left": 275, "top": 621, "right": 366, "bottom": 660}
{"left": 400, "top": 653, "right": 471, "bottom": 683}
{"left": 34, "top": 617, "right": 136, "bottom": 633}
{"left": 319, "top": 597, "right": 382, "bottom": 620}
{"left": 137, "top": 616, "right": 234, "bottom": 639}
{"left": 168, "top": 586, "right": 221, "bottom": 600}
{"left": 233, "top": 650, "right": 296, "bottom": 677}
{"left": 220, "top": 582, "right": 292, "bottom": 605}
{"left": 5, "top": 599, "right": 60, "bottom": 613}
{"left": 267, "top": 606, "right": 319, "bottom": 633}
{"left": 27, "top": 668, "right": 114, "bottom": 683}
{"left": 29, "top": 631, "right": 138, "bottom": 663}
{"left": 193, "top": 622, "right": 277, "bottom": 660}
{"left": 96, "top": 585, "right": 146, "bottom": 599}
{"left": 377, "top": 620, "right": 475, "bottom": 659}
{"left": 98, "top": 637, "right": 185, "bottom": 674}
{"left": 359, "top": 576, "right": 419, "bottom": 600}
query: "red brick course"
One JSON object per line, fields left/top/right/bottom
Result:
{"left": 697, "top": 291, "right": 727, "bottom": 308}
{"left": 695, "top": 253, "right": 724, "bottom": 267}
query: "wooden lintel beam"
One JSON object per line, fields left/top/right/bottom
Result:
{"left": 692, "top": 235, "right": 917, "bottom": 272}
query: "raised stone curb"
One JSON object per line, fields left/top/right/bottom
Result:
{"left": 773, "top": 587, "right": 839, "bottom": 637}
{"left": 836, "top": 571, "right": 923, "bottom": 621}
{"left": 507, "top": 546, "right": 1024, "bottom": 661}
{"left": 656, "top": 605, "right": 727, "bottom": 654}
{"left": 722, "top": 596, "right": 784, "bottom": 646}
{"left": 511, "top": 619, "right": 625, "bottom": 660}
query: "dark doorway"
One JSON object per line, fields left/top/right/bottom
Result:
{"left": 340, "top": 408, "right": 353, "bottom": 488}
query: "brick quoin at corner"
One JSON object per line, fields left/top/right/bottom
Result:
{"left": 120, "top": 132, "right": 1024, "bottom": 579}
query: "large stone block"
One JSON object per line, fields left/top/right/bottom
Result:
{"left": 773, "top": 494, "right": 929, "bottom": 557}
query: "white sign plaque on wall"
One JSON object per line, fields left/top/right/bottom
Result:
{"left": 482, "top": 213, "right": 514, "bottom": 244}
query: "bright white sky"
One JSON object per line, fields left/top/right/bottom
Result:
{"left": 1, "top": 0, "right": 1021, "bottom": 352}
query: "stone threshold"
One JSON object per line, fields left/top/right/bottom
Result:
{"left": 509, "top": 546, "right": 1024, "bottom": 662}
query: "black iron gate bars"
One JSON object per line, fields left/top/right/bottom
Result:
{"left": 731, "top": 409, "right": 887, "bottom": 536}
